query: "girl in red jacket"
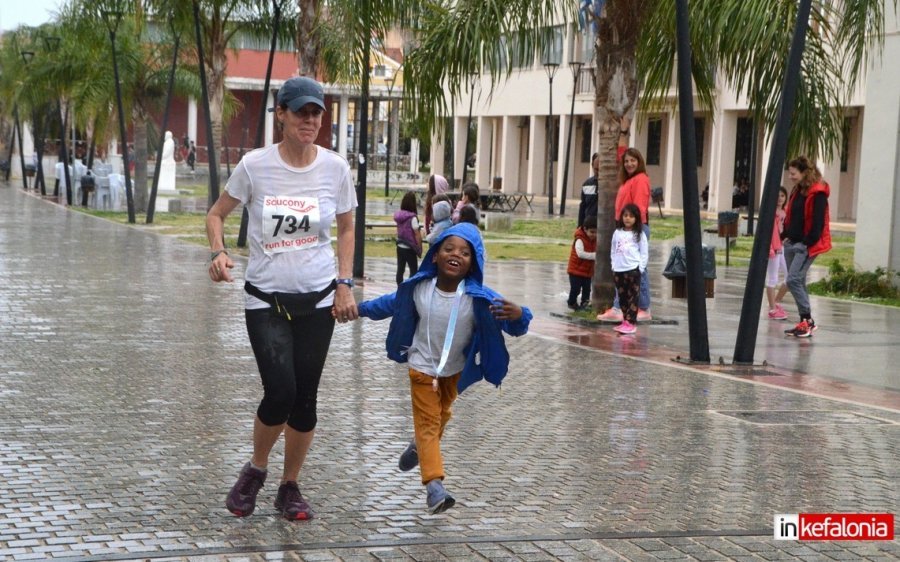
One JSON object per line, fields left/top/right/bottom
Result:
{"left": 782, "top": 157, "right": 831, "bottom": 338}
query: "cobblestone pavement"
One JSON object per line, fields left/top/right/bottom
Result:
{"left": 1, "top": 186, "right": 897, "bottom": 561}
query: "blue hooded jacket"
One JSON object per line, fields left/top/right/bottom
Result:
{"left": 358, "top": 223, "right": 532, "bottom": 393}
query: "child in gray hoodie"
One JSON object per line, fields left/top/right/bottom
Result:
{"left": 426, "top": 199, "right": 453, "bottom": 245}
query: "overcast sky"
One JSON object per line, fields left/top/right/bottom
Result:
{"left": 0, "top": 1, "right": 63, "bottom": 33}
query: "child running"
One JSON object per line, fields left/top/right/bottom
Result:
{"left": 356, "top": 223, "right": 532, "bottom": 513}
{"left": 567, "top": 215, "right": 598, "bottom": 310}
{"left": 610, "top": 203, "right": 648, "bottom": 334}
{"left": 766, "top": 187, "right": 789, "bottom": 320}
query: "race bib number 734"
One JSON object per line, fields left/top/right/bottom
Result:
{"left": 262, "top": 195, "right": 321, "bottom": 254}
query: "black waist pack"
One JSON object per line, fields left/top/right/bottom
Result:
{"left": 244, "top": 280, "right": 336, "bottom": 320}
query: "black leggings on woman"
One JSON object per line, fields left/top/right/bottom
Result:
{"left": 396, "top": 245, "right": 419, "bottom": 285}
{"left": 245, "top": 306, "right": 335, "bottom": 432}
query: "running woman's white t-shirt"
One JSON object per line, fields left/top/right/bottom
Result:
{"left": 225, "top": 144, "right": 357, "bottom": 310}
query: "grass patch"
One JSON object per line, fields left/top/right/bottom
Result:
{"left": 715, "top": 235, "right": 855, "bottom": 270}
{"left": 809, "top": 261, "right": 900, "bottom": 307}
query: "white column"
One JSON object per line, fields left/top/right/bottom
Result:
{"left": 409, "top": 138, "right": 420, "bottom": 176}
{"left": 557, "top": 113, "right": 574, "bottom": 205}
{"left": 527, "top": 115, "right": 546, "bottom": 196}
{"left": 499, "top": 116, "right": 519, "bottom": 194}
{"left": 188, "top": 98, "right": 198, "bottom": 145}
{"left": 475, "top": 116, "right": 492, "bottom": 187}
{"left": 819, "top": 157, "right": 842, "bottom": 221}
{"left": 706, "top": 107, "right": 726, "bottom": 212}
{"left": 337, "top": 94, "right": 349, "bottom": 157}
{"left": 663, "top": 110, "right": 681, "bottom": 210}
{"left": 453, "top": 115, "right": 467, "bottom": 188}
{"left": 855, "top": 0, "right": 900, "bottom": 270}
{"left": 429, "top": 131, "right": 445, "bottom": 177}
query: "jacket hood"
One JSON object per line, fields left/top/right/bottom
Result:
{"left": 418, "top": 223, "right": 484, "bottom": 285}
{"left": 432, "top": 200, "right": 452, "bottom": 222}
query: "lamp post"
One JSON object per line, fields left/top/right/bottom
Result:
{"left": 102, "top": 7, "right": 136, "bottom": 223}
{"left": 384, "top": 70, "right": 399, "bottom": 198}
{"left": 21, "top": 50, "right": 47, "bottom": 195}
{"left": 543, "top": 61, "right": 560, "bottom": 215}
{"left": 43, "top": 35, "right": 73, "bottom": 206}
{"left": 559, "top": 60, "right": 583, "bottom": 216}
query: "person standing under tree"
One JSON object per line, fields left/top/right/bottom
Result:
{"left": 567, "top": 215, "right": 597, "bottom": 310}
{"left": 206, "top": 76, "right": 358, "bottom": 521}
{"left": 610, "top": 204, "right": 648, "bottom": 335}
{"left": 577, "top": 153, "right": 599, "bottom": 228}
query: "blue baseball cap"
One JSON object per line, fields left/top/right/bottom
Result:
{"left": 270, "top": 76, "right": 325, "bottom": 112}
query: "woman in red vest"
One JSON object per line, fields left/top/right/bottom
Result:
{"left": 782, "top": 156, "right": 831, "bottom": 338}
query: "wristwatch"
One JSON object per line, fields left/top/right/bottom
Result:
{"left": 336, "top": 278, "right": 355, "bottom": 289}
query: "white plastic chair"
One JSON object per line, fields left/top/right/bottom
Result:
{"left": 94, "top": 176, "right": 111, "bottom": 209}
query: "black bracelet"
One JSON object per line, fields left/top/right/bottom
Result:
{"left": 619, "top": 129, "right": 630, "bottom": 136}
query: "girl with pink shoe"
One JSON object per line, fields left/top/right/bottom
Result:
{"left": 610, "top": 204, "right": 648, "bottom": 334}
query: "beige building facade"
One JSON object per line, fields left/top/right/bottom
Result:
{"left": 431, "top": 6, "right": 900, "bottom": 271}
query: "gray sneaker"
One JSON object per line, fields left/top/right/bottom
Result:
{"left": 225, "top": 462, "right": 267, "bottom": 517}
{"left": 425, "top": 479, "right": 455, "bottom": 514}
{"left": 398, "top": 440, "right": 418, "bottom": 472}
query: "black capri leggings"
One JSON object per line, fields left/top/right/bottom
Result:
{"left": 245, "top": 306, "right": 335, "bottom": 432}
{"left": 396, "top": 245, "right": 419, "bottom": 285}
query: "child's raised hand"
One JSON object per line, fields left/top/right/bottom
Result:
{"left": 490, "top": 298, "right": 523, "bottom": 321}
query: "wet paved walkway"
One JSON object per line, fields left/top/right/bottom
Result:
{"left": 0, "top": 184, "right": 897, "bottom": 561}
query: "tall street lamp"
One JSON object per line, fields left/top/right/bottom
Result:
{"left": 21, "top": 50, "right": 47, "bottom": 195}
{"left": 43, "top": 35, "right": 73, "bottom": 206}
{"left": 384, "top": 70, "right": 399, "bottom": 198}
{"left": 543, "top": 61, "right": 560, "bottom": 215}
{"left": 559, "top": 60, "right": 584, "bottom": 217}
{"left": 102, "top": 7, "right": 136, "bottom": 223}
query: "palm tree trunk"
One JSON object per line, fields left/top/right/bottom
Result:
{"left": 590, "top": 9, "right": 642, "bottom": 310}
{"left": 132, "top": 114, "right": 149, "bottom": 213}
{"left": 297, "top": 0, "right": 319, "bottom": 76}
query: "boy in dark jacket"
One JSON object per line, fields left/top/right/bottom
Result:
{"left": 356, "top": 223, "right": 532, "bottom": 513}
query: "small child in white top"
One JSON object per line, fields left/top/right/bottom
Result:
{"left": 610, "top": 203, "right": 649, "bottom": 334}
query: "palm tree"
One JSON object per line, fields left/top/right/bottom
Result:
{"left": 402, "top": 0, "right": 892, "bottom": 307}
{"left": 184, "top": 0, "right": 293, "bottom": 190}
{"left": 1, "top": 25, "right": 66, "bottom": 196}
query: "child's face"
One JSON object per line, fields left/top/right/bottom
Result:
{"left": 622, "top": 212, "right": 636, "bottom": 229}
{"left": 586, "top": 228, "right": 598, "bottom": 241}
{"left": 433, "top": 235, "right": 473, "bottom": 282}
{"left": 778, "top": 191, "right": 787, "bottom": 207}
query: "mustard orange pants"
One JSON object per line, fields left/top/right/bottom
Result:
{"left": 408, "top": 368, "right": 460, "bottom": 484}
